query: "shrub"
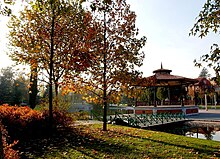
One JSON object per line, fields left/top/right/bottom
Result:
{"left": 72, "top": 111, "right": 90, "bottom": 120}
{"left": 0, "top": 104, "right": 43, "bottom": 140}
{"left": 41, "top": 108, "right": 75, "bottom": 128}
{"left": 0, "top": 104, "right": 75, "bottom": 158}
{"left": 0, "top": 122, "right": 19, "bottom": 159}
{"left": 0, "top": 104, "right": 75, "bottom": 139}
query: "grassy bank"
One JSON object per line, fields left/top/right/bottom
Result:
{"left": 199, "top": 105, "right": 220, "bottom": 109}
{"left": 19, "top": 124, "right": 220, "bottom": 159}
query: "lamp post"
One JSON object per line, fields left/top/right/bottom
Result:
{"left": 205, "top": 93, "right": 208, "bottom": 111}
{"left": 214, "top": 94, "right": 217, "bottom": 109}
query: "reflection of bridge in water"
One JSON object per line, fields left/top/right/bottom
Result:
{"left": 108, "top": 112, "right": 186, "bottom": 128}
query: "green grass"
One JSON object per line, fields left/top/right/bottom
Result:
{"left": 199, "top": 105, "right": 220, "bottom": 109}
{"left": 19, "top": 124, "right": 220, "bottom": 159}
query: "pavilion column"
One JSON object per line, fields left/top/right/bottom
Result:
{"left": 168, "top": 87, "right": 171, "bottom": 105}
{"left": 194, "top": 85, "right": 197, "bottom": 105}
{"left": 194, "top": 85, "right": 198, "bottom": 106}
{"left": 180, "top": 84, "right": 185, "bottom": 106}
{"left": 180, "top": 95, "right": 184, "bottom": 106}
{"left": 214, "top": 94, "right": 217, "bottom": 109}
{"left": 154, "top": 86, "right": 156, "bottom": 107}
{"left": 205, "top": 93, "right": 208, "bottom": 111}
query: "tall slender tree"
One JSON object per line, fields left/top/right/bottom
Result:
{"left": 8, "top": 0, "right": 98, "bottom": 126}
{"left": 78, "top": 0, "right": 147, "bottom": 131}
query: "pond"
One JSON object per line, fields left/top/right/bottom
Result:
{"left": 147, "top": 120, "right": 220, "bottom": 142}
{"left": 186, "top": 129, "right": 220, "bottom": 141}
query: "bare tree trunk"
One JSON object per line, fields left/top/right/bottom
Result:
{"left": 103, "top": 9, "right": 107, "bottom": 131}
{"left": 49, "top": 1, "right": 55, "bottom": 128}
{"left": 54, "top": 82, "right": 59, "bottom": 107}
{"left": 29, "top": 65, "right": 38, "bottom": 109}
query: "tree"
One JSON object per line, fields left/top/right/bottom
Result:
{"left": 156, "top": 87, "right": 167, "bottom": 105}
{"left": 198, "top": 67, "right": 211, "bottom": 78}
{"left": 12, "top": 74, "right": 29, "bottom": 105}
{"left": 8, "top": 0, "right": 98, "bottom": 125}
{"left": 0, "top": 67, "right": 28, "bottom": 105}
{"left": 78, "top": 0, "right": 147, "bottom": 131}
{"left": 0, "top": 0, "right": 12, "bottom": 16}
{"left": 190, "top": 0, "right": 220, "bottom": 38}
{"left": 0, "top": 67, "right": 14, "bottom": 104}
{"left": 191, "top": 0, "right": 220, "bottom": 84}
{"left": 28, "top": 63, "right": 38, "bottom": 109}
{"left": 140, "top": 87, "right": 155, "bottom": 105}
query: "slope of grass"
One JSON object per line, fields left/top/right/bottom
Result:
{"left": 17, "top": 124, "right": 220, "bottom": 159}
{"left": 199, "top": 105, "right": 220, "bottom": 109}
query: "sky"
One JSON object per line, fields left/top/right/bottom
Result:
{"left": 127, "top": 0, "right": 219, "bottom": 78}
{"left": 0, "top": 0, "right": 219, "bottom": 78}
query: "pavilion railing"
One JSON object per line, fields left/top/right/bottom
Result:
{"left": 136, "top": 99, "right": 195, "bottom": 106}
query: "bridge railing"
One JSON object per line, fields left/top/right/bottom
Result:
{"left": 110, "top": 112, "right": 186, "bottom": 127}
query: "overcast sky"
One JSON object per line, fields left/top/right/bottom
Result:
{"left": 0, "top": 0, "right": 219, "bottom": 78}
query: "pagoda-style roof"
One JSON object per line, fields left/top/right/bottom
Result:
{"left": 153, "top": 62, "right": 172, "bottom": 74}
{"left": 151, "top": 74, "right": 197, "bottom": 86}
{"left": 135, "top": 64, "right": 198, "bottom": 87}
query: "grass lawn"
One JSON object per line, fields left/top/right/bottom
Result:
{"left": 199, "top": 105, "right": 220, "bottom": 109}
{"left": 18, "top": 124, "right": 220, "bottom": 159}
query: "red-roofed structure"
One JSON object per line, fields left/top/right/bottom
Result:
{"left": 140, "top": 64, "right": 198, "bottom": 87}
{"left": 110, "top": 64, "right": 200, "bottom": 116}
{"left": 135, "top": 64, "right": 198, "bottom": 108}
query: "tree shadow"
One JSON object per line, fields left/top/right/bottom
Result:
{"left": 110, "top": 128, "right": 220, "bottom": 157}
{"left": 15, "top": 126, "right": 147, "bottom": 159}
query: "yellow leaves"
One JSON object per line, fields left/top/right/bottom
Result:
{"left": 61, "top": 84, "right": 76, "bottom": 96}
{"left": 82, "top": 95, "right": 100, "bottom": 104}
{"left": 27, "top": 13, "right": 32, "bottom": 21}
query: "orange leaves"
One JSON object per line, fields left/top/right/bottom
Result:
{"left": 0, "top": 104, "right": 75, "bottom": 158}
{"left": 61, "top": 84, "right": 76, "bottom": 96}
{"left": 1, "top": 123, "right": 19, "bottom": 159}
{"left": 83, "top": 0, "right": 147, "bottom": 115}
{"left": 0, "top": 105, "right": 42, "bottom": 128}
{"left": 0, "top": 104, "right": 74, "bottom": 139}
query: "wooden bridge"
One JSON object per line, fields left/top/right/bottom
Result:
{"left": 108, "top": 112, "right": 186, "bottom": 128}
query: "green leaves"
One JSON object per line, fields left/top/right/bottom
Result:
{"left": 192, "top": 0, "right": 219, "bottom": 83}
{"left": 194, "top": 44, "right": 220, "bottom": 83}
{"left": 190, "top": 0, "right": 220, "bottom": 37}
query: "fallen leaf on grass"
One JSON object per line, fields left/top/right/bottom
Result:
{"left": 92, "top": 149, "right": 98, "bottom": 154}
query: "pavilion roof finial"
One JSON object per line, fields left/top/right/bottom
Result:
{"left": 153, "top": 63, "right": 172, "bottom": 74}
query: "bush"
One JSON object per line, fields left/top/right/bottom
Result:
{"left": 41, "top": 108, "right": 75, "bottom": 128}
{"left": 72, "top": 111, "right": 90, "bottom": 120}
{"left": 0, "top": 123, "right": 19, "bottom": 159}
{"left": 0, "top": 104, "right": 74, "bottom": 139}
{"left": 0, "top": 104, "right": 75, "bottom": 158}
{"left": 0, "top": 104, "right": 43, "bottom": 140}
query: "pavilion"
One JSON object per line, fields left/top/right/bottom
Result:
{"left": 133, "top": 64, "right": 199, "bottom": 115}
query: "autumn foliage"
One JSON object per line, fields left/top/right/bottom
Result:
{"left": 0, "top": 123, "right": 19, "bottom": 159}
{"left": 0, "top": 104, "right": 74, "bottom": 158}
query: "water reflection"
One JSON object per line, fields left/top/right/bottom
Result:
{"left": 186, "top": 127, "right": 220, "bottom": 141}
{"left": 147, "top": 121, "right": 220, "bottom": 142}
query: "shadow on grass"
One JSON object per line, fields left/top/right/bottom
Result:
{"left": 109, "top": 128, "right": 220, "bottom": 157}
{"left": 15, "top": 126, "right": 149, "bottom": 159}
{"left": 15, "top": 124, "right": 220, "bottom": 158}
